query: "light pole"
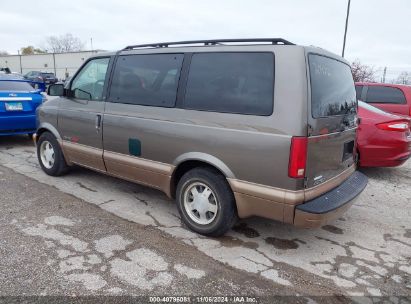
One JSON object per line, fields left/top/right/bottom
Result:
{"left": 342, "top": 0, "right": 351, "bottom": 58}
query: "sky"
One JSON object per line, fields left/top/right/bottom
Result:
{"left": 1, "top": 0, "right": 410, "bottom": 81}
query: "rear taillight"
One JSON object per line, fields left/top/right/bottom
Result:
{"left": 288, "top": 137, "right": 307, "bottom": 178}
{"left": 376, "top": 120, "right": 410, "bottom": 132}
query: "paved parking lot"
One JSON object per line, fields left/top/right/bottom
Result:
{"left": 0, "top": 135, "right": 410, "bottom": 300}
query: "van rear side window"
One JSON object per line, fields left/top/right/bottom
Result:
{"left": 309, "top": 55, "right": 356, "bottom": 118}
{"left": 184, "top": 52, "right": 274, "bottom": 115}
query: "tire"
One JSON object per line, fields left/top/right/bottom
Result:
{"left": 37, "top": 132, "right": 69, "bottom": 176}
{"left": 176, "top": 167, "right": 238, "bottom": 236}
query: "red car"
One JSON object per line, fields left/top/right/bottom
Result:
{"left": 357, "top": 101, "right": 411, "bottom": 167}
{"left": 355, "top": 82, "right": 411, "bottom": 117}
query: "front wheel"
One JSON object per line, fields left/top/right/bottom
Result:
{"left": 176, "top": 167, "right": 237, "bottom": 236}
{"left": 37, "top": 132, "right": 69, "bottom": 176}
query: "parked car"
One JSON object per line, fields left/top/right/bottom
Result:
{"left": 0, "top": 67, "right": 11, "bottom": 74}
{"left": 24, "top": 71, "right": 58, "bottom": 84}
{"left": 35, "top": 38, "right": 367, "bottom": 236}
{"left": 357, "top": 101, "right": 411, "bottom": 167}
{"left": 0, "top": 76, "right": 46, "bottom": 137}
{"left": 1, "top": 73, "right": 46, "bottom": 92}
{"left": 10, "top": 72, "right": 25, "bottom": 80}
{"left": 356, "top": 82, "right": 411, "bottom": 117}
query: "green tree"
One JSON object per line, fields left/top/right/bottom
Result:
{"left": 20, "top": 46, "right": 47, "bottom": 55}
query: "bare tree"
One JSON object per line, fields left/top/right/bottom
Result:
{"left": 351, "top": 60, "right": 377, "bottom": 82}
{"left": 44, "top": 33, "right": 85, "bottom": 53}
{"left": 395, "top": 71, "right": 410, "bottom": 85}
{"left": 20, "top": 46, "right": 46, "bottom": 55}
{"left": 0, "top": 50, "right": 8, "bottom": 55}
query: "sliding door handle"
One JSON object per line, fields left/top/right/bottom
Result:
{"left": 95, "top": 114, "right": 102, "bottom": 132}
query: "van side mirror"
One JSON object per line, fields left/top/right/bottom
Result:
{"left": 48, "top": 84, "right": 65, "bottom": 96}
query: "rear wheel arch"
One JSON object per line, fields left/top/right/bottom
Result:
{"left": 170, "top": 154, "right": 235, "bottom": 199}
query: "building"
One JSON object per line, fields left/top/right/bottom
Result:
{"left": 0, "top": 50, "right": 106, "bottom": 80}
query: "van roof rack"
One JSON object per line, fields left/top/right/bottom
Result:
{"left": 123, "top": 38, "right": 295, "bottom": 50}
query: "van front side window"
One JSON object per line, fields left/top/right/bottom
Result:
{"left": 70, "top": 58, "right": 110, "bottom": 101}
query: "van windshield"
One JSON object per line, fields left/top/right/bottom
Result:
{"left": 309, "top": 54, "right": 356, "bottom": 118}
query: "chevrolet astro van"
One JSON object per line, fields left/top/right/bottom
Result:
{"left": 35, "top": 38, "right": 368, "bottom": 236}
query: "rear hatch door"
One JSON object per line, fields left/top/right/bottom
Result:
{"left": 306, "top": 54, "right": 358, "bottom": 188}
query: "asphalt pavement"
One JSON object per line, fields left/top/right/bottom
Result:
{"left": 0, "top": 135, "right": 410, "bottom": 303}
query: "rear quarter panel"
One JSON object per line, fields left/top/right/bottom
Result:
{"left": 357, "top": 105, "right": 411, "bottom": 167}
{"left": 371, "top": 102, "right": 410, "bottom": 117}
{"left": 0, "top": 91, "right": 43, "bottom": 133}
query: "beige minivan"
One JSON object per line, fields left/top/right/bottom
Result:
{"left": 35, "top": 38, "right": 367, "bottom": 236}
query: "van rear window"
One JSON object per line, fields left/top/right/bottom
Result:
{"left": 309, "top": 55, "right": 356, "bottom": 118}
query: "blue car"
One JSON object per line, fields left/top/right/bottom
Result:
{"left": 0, "top": 76, "right": 46, "bottom": 137}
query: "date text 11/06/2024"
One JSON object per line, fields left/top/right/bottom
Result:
{"left": 149, "top": 296, "right": 258, "bottom": 303}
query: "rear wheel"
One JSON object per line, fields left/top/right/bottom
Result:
{"left": 176, "top": 167, "right": 237, "bottom": 236}
{"left": 37, "top": 132, "right": 69, "bottom": 176}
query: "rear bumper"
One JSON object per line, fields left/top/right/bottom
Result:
{"left": 364, "top": 151, "right": 411, "bottom": 167}
{"left": 229, "top": 165, "right": 358, "bottom": 224}
{"left": 294, "top": 171, "right": 368, "bottom": 228}
{"left": 0, "top": 114, "right": 36, "bottom": 135}
{"left": 359, "top": 132, "right": 411, "bottom": 168}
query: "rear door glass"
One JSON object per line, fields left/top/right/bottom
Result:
{"left": 309, "top": 55, "right": 356, "bottom": 118}
{"left": 365, "top": 86, "right": 406, "bottom": 104}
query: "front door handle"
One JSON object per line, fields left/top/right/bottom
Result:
{"left": 95, "top": 114, "right": 102, "bottom": 132}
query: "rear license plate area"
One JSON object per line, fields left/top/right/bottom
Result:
{"left": 342, "top": 140, "right": 354, "bottom": 161}
{"left": 5, "top": 102, "right": 23, "bottom": 111}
